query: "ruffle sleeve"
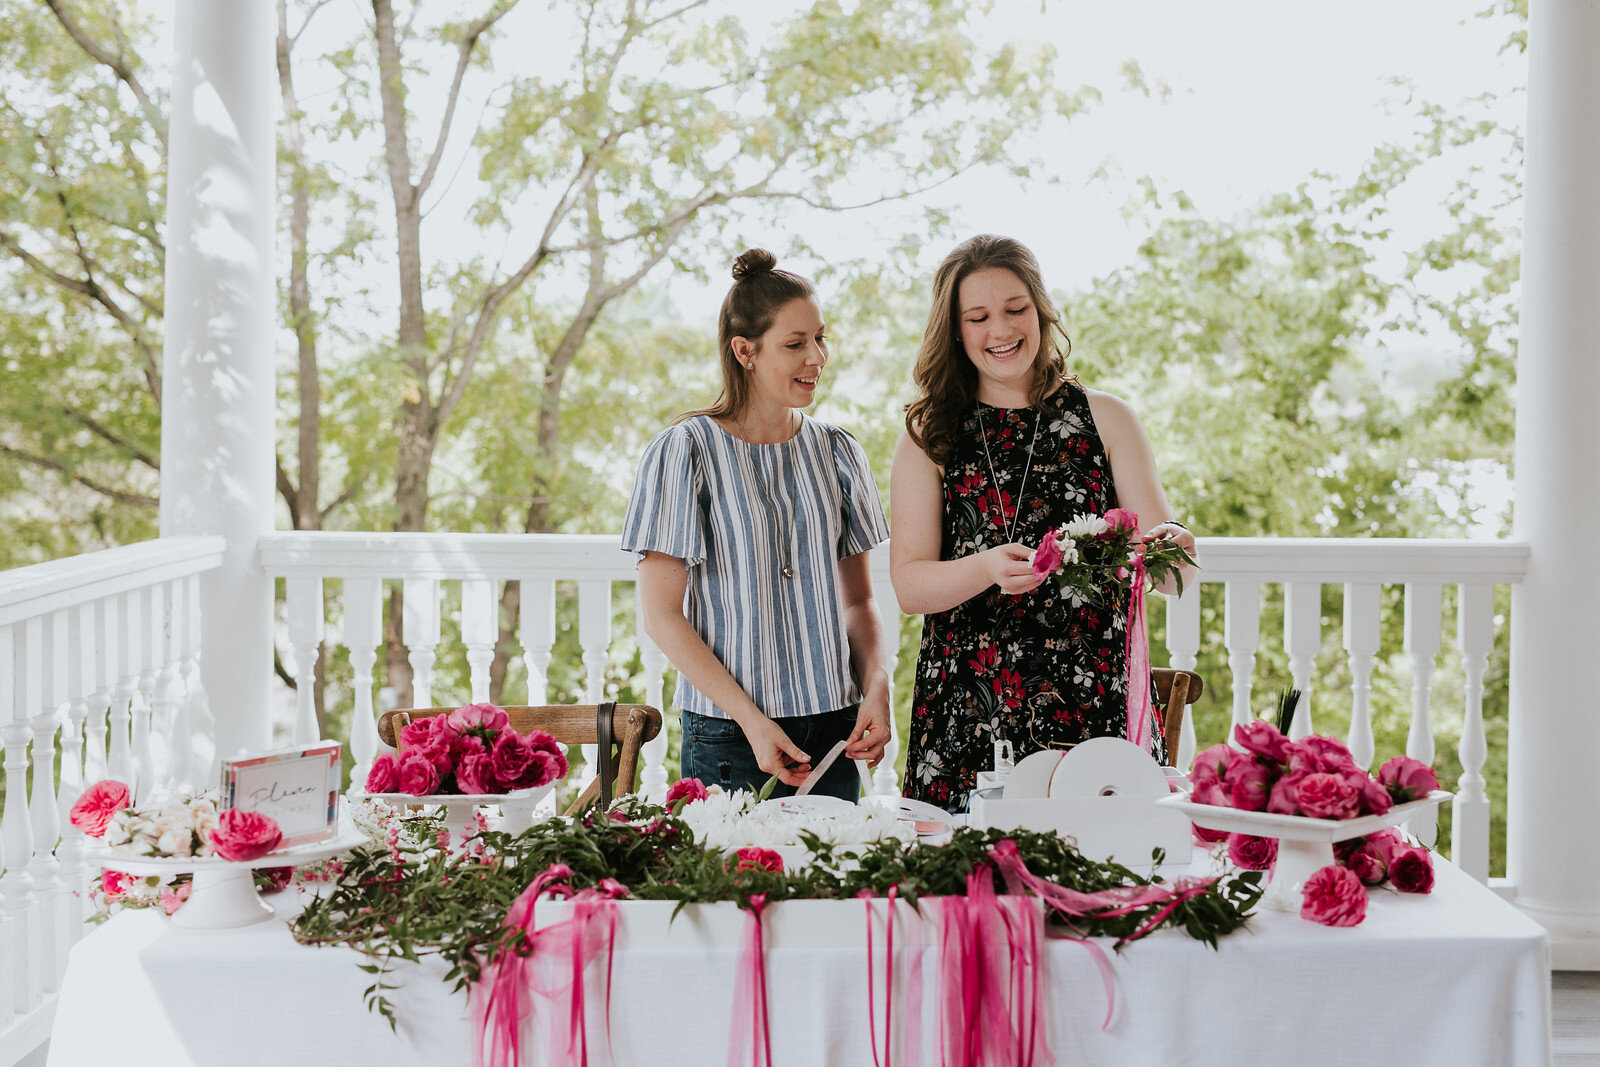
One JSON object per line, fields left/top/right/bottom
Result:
{"left": 621, "top": 423, "right": 707, "bottom": 566}
{"left": 829, "top": 425, "right": 890, "bottom": 560}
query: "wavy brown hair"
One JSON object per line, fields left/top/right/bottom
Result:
{"left": 904, "top": 235, "right": 1073, "bottom": 466}
{"left": 677, "top": 248, "right": 815, "bottom": 425}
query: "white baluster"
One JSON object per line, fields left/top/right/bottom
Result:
{"left": 577, "top": 580, "right": 612, "bottom": 789}
{"left": 636, "top": 583, "right": 670, "bottom": 804}
{"left": 108, "top": 592, "right": 138, "bottom": 795}
{"left": 1342, "top": 583, "right": 1381, "bottom": 770}
{"left": 1, "top": 623, "right": 38, "bottom": 1015}
{"left": 402, "top": 578, "right": 441, "bottom": 710}
{"left": 26, "top": 616, "right": 63, "bottom": 995}
{"left": 150, "top": 581, "right": 183, "bottom": 793}
{"left": 1164, "top": 585, "right": 1202, "bottom": 769}
{"left": 1453, "top": 583, "right": 1495, "bottom": 883}
{"left": 1283, "top": 582, "right": 1321, "bottom": 738}
{"left": 1403, "top": 582, "right": 1443, "bottom": 847}
{"left": 345, "top": 578, "right": 385, "bottom": 794}
{"left": 462, "top": 580, "right": 497, "bottom": 704}
{"left": 180, "top": 575, "right": 216, "bottom": 784}
{"left": 519, "top": 579, "right": 557, "bottom": 706}
{"left": 287, "top": 577, "right": 324, "bottom": 743}
{"left": 132, "top": 584, "right": 161, "bottom": 796}
{"left": 1223, "top": 582, "right": 1261, "bottom": 742}
{"left": 165, "top": 582, "right": 191, "bottom": 790}
{"left": 871, "top": 583, "right": 901, "bottom": 797}
{"left": 59, "top": 605, "right": 93, "bottom": 941}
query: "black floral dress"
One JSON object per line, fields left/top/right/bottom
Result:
{"left": 904, "top": 384, "right": 1162, "bottom": 810}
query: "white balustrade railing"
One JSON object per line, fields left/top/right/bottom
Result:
{"left": 0, "top": 536, "right": 224, "bottom": 1060}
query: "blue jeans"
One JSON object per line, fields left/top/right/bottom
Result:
{"left": 680, "top": 705, "right": 862, "bottom": 803}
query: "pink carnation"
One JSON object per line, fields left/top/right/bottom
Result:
{"left": 1377, "top": 756, "right": 1440, "bottom": 804}
{"left": 1031, "top": 528, "right": 1064, "bottom": 579}
{"left": 666, "top": 778, "right": 710, "bottom": 807}
{"left": 1295, "top": 772, "right": 1362, "bottom": 820}
{"left": 1301, "top": 864, "right": 1368, "bottom": 927}
{"left": 1227, "top": 833, "right": 1278, "bottom": 871}
{"left": 365, "top": 753, "right": 401, "bottom": 793}
{"left": 70, "top": 780, "right": 131, "bottom": 838}
{"left": 1234, "top": 720, "right": 1293, "bottom": 766}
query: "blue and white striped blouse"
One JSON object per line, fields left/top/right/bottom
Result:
{"left": 621, "top": 413, "right": 890, "bottom": 720}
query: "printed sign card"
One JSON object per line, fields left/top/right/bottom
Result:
{"left": 221, "top": 741, "right": 342, "bottom": 847}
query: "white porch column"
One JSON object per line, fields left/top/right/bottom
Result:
{"left": 157, "top": 0, "right": 277, "bottom": 761}
{"left": 1508, "top": 0, "right": 1600, "bottom": 969}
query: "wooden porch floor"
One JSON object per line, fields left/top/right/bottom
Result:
{"left": 1555, "top": 971, "right": 1600, "bottom": 1064}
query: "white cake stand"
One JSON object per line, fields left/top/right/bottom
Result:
{"left": 363, "top": 784, "right": 555, "bottom": 839}
{"left": 87, "top": 826, "right": 369, "bottom": 929}
{"left": 1156, "top": 790, "right": 1450, "bottom": 911}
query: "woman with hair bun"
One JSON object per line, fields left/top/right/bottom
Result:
{"left": 623, "top": 249, "right": 892, "bottom": 801}
{"left": 890, "top": 235, "right": 1197, "bottom": 811}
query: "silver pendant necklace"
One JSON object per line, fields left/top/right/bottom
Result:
{"left": 977, "top": 402, "right": 1042, "bottom": 545}
{"left": 738, "top": 412, "right": 798, "bottom": 579}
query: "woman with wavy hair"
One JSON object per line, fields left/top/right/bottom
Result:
{"left": 623, "top": 249, "right": 891, "bottom": 802}
{"left": 889, "top": 234, "right": 1196, "bottom": 810}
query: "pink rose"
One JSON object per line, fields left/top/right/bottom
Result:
{"left": 1190, "top": 779, "right": 1230, "bottom": 808}
{"left": 1267, "top": 769, "right": 1310, "bottom": 815}
{"left": 1288, "top": 736, "right": 1359, "bottom": 775}
{"left": 451, "top": 732, "right": 487, "bottom": 762}
{"left": 365, "top": 753, "right": 401, "bottom": 793}
{"left": 398, "top": 715, "right": 447, "bottom": 749}
{"left": 99, "top": 868, "right": 132, "bottom": 902}
{"left": 1227, "top": 833, "right": 1278, "bottom": 871}
{"left": 1357, "top": 776, "right": 1393, "bottom": 816}
{"left": 1338, "top": 839, "right": 1388, "bottom": 885}
{"left": 734, "top": 847, "right": 784, "bottom": 873}
{"left": 1234, "top": 721, "right": 1293, "bottom": 766}
{"left": 1300, "top": 864, "right": 1368, "bottom": 927}
{"left": 512, "top": 732, "right": 567, "bottom": 789}
{"left": 1192, "top": 822, "right": 1230, "bottom": 845}
{"left": 666, "top": 778, "right": 710, "bottom": 807}
{"left": 70, "top": 780, "right": 131, "bottom": 837}
{"left": 1387, "top": 845, "right": 1435, "bottom": 894}
{"left": 259, "top": 867, "right": 294, "bottom": 892}
{"left": 1295, "top": 772, "right": 1362, "bottom": 820}
{"left": 1102, "top": 508, "right": 1139, "bottom": 532}
{"left": 447, "top": 703, "right": 511, "bottom": 733}
{"left": 1377, "top": 756, "right": 1440, "bottom": 804}
{"left": 1030, "top": 528, "right": 1064, "bottom": 579}
{"left": 1189, "top": 743, "right": 1238, "bottom": 787}
{"left": 397, "top": 751, "right": 443, "bottom": 796}
{"left": 210, "top": 809, "right": 284, "bottom": 862}
{"left": 489, "top": 732, "right": 534, "bottom": 791}
{"left": 1227, "top": 757, "right": 1273, "bottom": 812}
{"left": 456, "top": 752, "right": 501, "bottom": 795}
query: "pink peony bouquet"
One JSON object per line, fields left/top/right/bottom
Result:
{"left": 366, "top": 702, "right": 568, "bottom": 797}
{"left": 1029, "top": 508, "right": 1194, "bottom": 602}
{"left": 1189, "top": 721, "right": 1440, "bottom": 820}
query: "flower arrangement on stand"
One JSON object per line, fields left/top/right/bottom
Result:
{"left": 1186, "top": 720, "right": 1442, "bottom": 926}
{"left": 365, "top": 703, "right": 568, "bottom": 796}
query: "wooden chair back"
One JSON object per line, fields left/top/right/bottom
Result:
{"left": 376, "top": 703, "right": 663, "bottom": 816}
{"left": 1153, "top": 668, "right": 1205, "bottom": 769}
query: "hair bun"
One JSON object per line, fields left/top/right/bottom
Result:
{"left": 731, "top": 248, "right": 778, "bottom": 281}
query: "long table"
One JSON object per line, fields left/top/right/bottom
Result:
{"left": 48, "top": 856, "right": 1550, "bottom": 1065}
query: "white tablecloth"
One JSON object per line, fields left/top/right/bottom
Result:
{"left": 48, "top": 857, "right": 1550, "bottom": 1066}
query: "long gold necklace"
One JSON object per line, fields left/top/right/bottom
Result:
{"left": 976, "top": 403, "right": 1042, "bottom": 545}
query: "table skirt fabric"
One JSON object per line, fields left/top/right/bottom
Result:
{"left": 48, "top": 858, "right": 1550, "bottom": 1066}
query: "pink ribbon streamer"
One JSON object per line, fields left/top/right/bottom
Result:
{"left": 727, "top": 893, "right": 773, "bottom": 1067}
{"left": 1125, "top": 553, "right": 1155, "bottom": 751}
{"left": 934, "top": 868, "right": 1052, "bottom": 1067}
{"left": 861, "top": 886, "right": 899, "bottom": 1067}
{"left": 473, "top": 864, "right": 627, "bottom": 1067}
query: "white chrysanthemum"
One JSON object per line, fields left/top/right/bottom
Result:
{"left": 676, "top": 789, "right": 913, "bottom": 858}
{"left": 1061, "top": 514, "right": 1108, "bottom": 539}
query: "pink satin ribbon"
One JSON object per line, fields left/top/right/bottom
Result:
{"left": 473, "top": 864, "right": 626, "bottom": 1067}
{"left": 934, "top": 868, "right": 1052, "bottom": 1067}
{"left": 727, "top": 893, "right": 773, "bottom": 1067}
{"left": 1125, "top": 553, "right": 1155, "bottom": 751}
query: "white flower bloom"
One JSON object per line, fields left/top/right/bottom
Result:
{"left": 1061, "top": 513, "right": 1109, "bottom": 539}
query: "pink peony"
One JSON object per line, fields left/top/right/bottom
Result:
{"left": 1288, "top": 735, "right": 1360, "bottom": 775}
{"left": 447, "top": 703, "right": 511, "bottom": 733}
{"left": 456, "top": 752, "right": 501, "bottom": 795}
{"left": 1192, "top": 822, "right": 1231, "bottom": 845}
{"left": 70, "top": 780, "right": 131, "bottom": 837}
{"left": 1227, "top": 833, "right": 1278, "bottom": 871}
{"left": 1234, "top": 721, "right": 1293, "bottom": 766}
{"left": 1267, "top": 769, "right": 1310, "bottom": 815}
{"left": 1102, "top": 508, "right": 1140, "bottom": 532}
{"left": 1387, "top": 845, "right": 1435, "bottom": 894}
{"left": 1377, "top": 756, "right": 1440, "bottom": 805}
{"left": 489, "top": 732, "right": 533, "bottom": 790}
{"left": 666, "top": 778, "right": 710, "bottom": 807}
{"left": 366, "top": 753, "right": 401, "bottom": 793}
{"left": 1300, "top": 864, "right": 1368, "bottom": 927}
{"left": 734, "top": 847, "right": 784, "bottom": 873}
{"left": 1227, "top": 757, "right": 1273, "bottom": 811}
{"left": 1030, "top": 528, "right": 1064, "bottom": 579}
{"left": 210, "top": 809, "right": 284, "bottom": 862}
{"left": 1295, "top": 772, "right": 1362, "bottom": 820}
{"left": 397, "top": 751, "right": 443, "bottom": 796}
